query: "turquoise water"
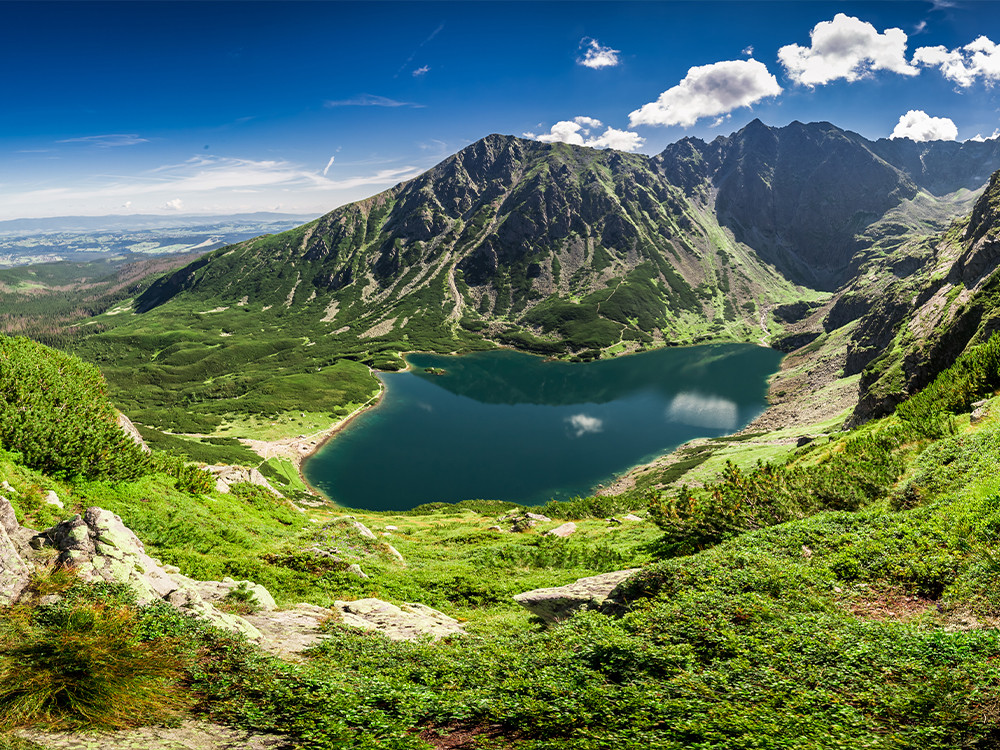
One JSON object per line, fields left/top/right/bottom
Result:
{"left": 303, "top": 344, "right": 783, "bottom": 511}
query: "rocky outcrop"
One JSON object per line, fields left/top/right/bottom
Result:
{"left": 333, "top": 598, "right": 464, "bottom": 641}
{"left": 0, "top": 504, "right": 265, "bottom": 639}
{"left": 513, "top": 569, "right": 641, "bottom": 624}
{"left": 0, "top": 496, "right": 32, "bottom": 605}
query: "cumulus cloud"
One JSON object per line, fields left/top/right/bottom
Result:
{"left": 586, "top": 127, "right": 645, "bottom": 151}
{"left": 524, "top": 116, "right": 644, "bottom": 152}
{"left": 628, "top": 59, "right": 781, "bottom": 128}
{"left": 890, "top": 110, "right": 958, "bottom": 141}
{"left": 578, "top": 38, "right": 620, "bottom": 69}
{"left": 970, "top": 129, "right": 1000, "bottom": 142}
{"left": 666, "top": 393, "right": 739, "bottom": 430}
{"left": 914, "top": 36, "right": 1000, "bottom": 87}
{"left": 163, "top": 198, "right": 184, "bottom": 211}
{"left": 566, "top": 413, "right": 603, "bottom": 437}
{"left": 778, "top": 13, "right": 918, "bottom": 86}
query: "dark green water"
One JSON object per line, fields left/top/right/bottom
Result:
{"left": 303, "top": 344, "right": 783, "bottom": 511}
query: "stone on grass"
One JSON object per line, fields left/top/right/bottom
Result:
{"left": 334, "top": 598, "right": 464, "bottom": 640}
{"left": 384, "top": 543, "right": 406, "bottom": 565}
{"left": 44, "top": 491, "right": 63, "bottom": 509}
{"left": 545, "top": 522, "right": 577, "bottom": 538}
{"left": 347, "top": 563, "right": 369, "bottom": 579}
{"left": 623, "top": 514, "right": 644, "bottom": 522}
{"left": 513, "top": 568, "right": 641, "bottom": 624}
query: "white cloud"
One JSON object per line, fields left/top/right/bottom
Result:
{"left": 629, "top": 59, "right": 781, "bottom": 128}
{"left": 666, "top": 393, "right": 739, "bottom": 430}
{"left": 586, "top": 127, "right": 645, "bottom": 151}
{"left": 412, "top": 65, "right": 430, "bottom": 77}
{"left": 914, "top": 36, "right": 1000, "bottom": 88}
{"left": 524, "top": 116, "right": 644, "bottom": 152}
{"left": 969, "top": 129, "right": 1000, "bottom": 142}
{"left": 578, "top": 38, "right": 620, "bottom": 69}
{"left": 566, "top": 413, "right": 603, "bottom": 437}
{"left": 322, "top": 156, "right": 336, "bottom": 176}
{"left": 0, "top": 155, "right": 426, "bottom": 220}
{"left": 56, "top": 133, "right": 149, "bottom": 147}
{"left": 890, "top": 110, "right": 958, "bottom": 141}
{"left": 742, "top": 45, "right": 754, "bottom": 56}
{"left": 778, "top": 13, "right": 918, "bottom": 86}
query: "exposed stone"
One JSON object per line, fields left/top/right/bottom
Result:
{"left": 244, "top": 603, "right": 333, "bottom": 659}
{"left": 513, "top": 568, "right": 641, "bottom": 624}
{"left": 0, "top": 519, "right": 31, "bottom": 606}
{"left": 347, "top": 563, "right": 369, "bottom": 579}
{"left": 349, "top": 519, "right": 377, "bottom": 539}
{"left": 18, "top": 719, "right": 289, "bottom": 750}
{"left": 44, "top": 491, "right": 64, "bottom": 509}
{"left": 334, "top": 598, "right": 464, "bottom": 641}
{"left": 545, "top": 522, "right": 577, "bottom": 538}
{"left": 384, "top": 543, "right": 406, "bottom": 565}
{"left": 0, "top": 494, "right": 18, "bottom": 535}
{"left": 487, "top": 525, "right": 505, "bottom": 532}
{"left": 526, "top": 512, "right": 552, "bottom": 523}
{"left": 972, "top": 399, "right": 991, "bottom": 424}
{"left": 117, "top": 412, "right": 151, "bottom": 453}
{"left": 623, "top": 514, "right": 644, "bottom": 522}
{"left": 385, "top": 525, "right": 398, "bottom": 531}
{"left": 204, "top": 465, "right": 280, "bottom": 496}
{"left": 43, "top": 507, "right": 264, "bottom": 639}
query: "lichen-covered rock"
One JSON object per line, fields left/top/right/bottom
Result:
{"left": 0, "top": 497, "right": 31, "bottom": 605}
{"left": 334, "top": 598, "right": 464, "bottom": 640}
{"left": 513, "top": 569, "right": 641, "bottom": 624}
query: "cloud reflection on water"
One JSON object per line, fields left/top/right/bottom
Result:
{"left": 566, "top": 413, "right": 604, "bottom": 437}
{"left": 667, "top": 392, "right": 739, "bottom": 430}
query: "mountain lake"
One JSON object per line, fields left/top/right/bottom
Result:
{"left": 303, "top": 344, "right": 784, "bottom": 511}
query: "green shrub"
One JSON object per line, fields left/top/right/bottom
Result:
{"left": 0, "top": 336, "right": 152, "bottom": 481}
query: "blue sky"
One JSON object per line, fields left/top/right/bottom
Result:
{"left": 2, "top": 0, "right": 999, "bottom": 220}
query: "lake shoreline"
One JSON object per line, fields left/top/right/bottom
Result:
{"left": 239, "top": 369, "right": 387, "bottom": 497}
{"left": 293, "top": 345, "right": 782, "bottom": 509}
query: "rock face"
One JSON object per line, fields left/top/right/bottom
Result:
{"left": 334, "top": 598, "right": 464, "bottom": 641}
{"left": 0, "top": 496, "right": 32, "bottom": 605}
{"left": 513, "top": 569, "right": 641, "bottom": 625}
